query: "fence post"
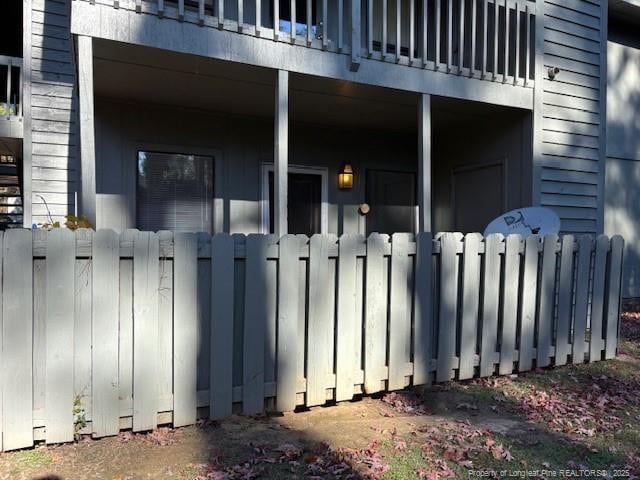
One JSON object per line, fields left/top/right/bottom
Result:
{"left": 459, "top": 233, "right": 482, "bottom": 380}
{"left": 45, "top": 229, "right": 76, "bottom": 444}
{"left": 437, "top": 232, "right": 461, "bottom": 382}
{"left": 91, "top": 230, "right": 120, "bottom": 438}
{"left": 480, "top": 234, "right": 503, "bottom": 377}
{"left": 389, "top": 233, "right": 411, "bottom": 390}
{"left": 605, "top": 236, "right": 624, "bottom": 359}
{"left": 537, "top": 234, "right": 558, "bottom": 368}
{"left": 413, "top": 232, "right": 434, "bottom": 385}
{"left": 555, "top": 235, "right": 575, "bottom": 366}
{"left": 336, "top": 234, "right": 363, "bottom": 401}
{"left": 132, "top": 231, "right": 160, "bottom": 431}
{"left": 572, "top": 235, "right": 592, "bottom": 364}
{"left": 210, "top": 234, "right": 236, "bottom": 419}
{"left": 518, "top": 235, "right": 540, "bottom": 371}
{"left": 173, "top": 232, "right": 198, "bottom": 427}
{"left": 590, "top": 235, "right": 609, "bottom": 362}
{"left": 499, "top": 235, "right": 521, "bottom": 375}
{"left": 306, "top": 234, "right": 336, "bottom": 406}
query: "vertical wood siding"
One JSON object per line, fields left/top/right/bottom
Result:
{"left": 539, "top": 0, "right": 604, "bottom": 235}
{"left": 29, "top": 0, "right": 78, "bottom": 226}
{"left": 0, "top": 229, "right": 625, "bottom": 451}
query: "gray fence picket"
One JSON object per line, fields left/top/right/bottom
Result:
{"left": 499, "top": 235, "right": 521, "bottom": 375}
{"left": 74, "top": 229, "right": 93, "bottom": 423}
{"left": 307, "top": 234, "right": 336, "bottom": 406}
{"left": 210, "top": 234, "right": 236, "bottom": 419}
{"left": 276, "top": 235, "right": 304, "bottom": 411}
{"left": 590, "top": 235, "right": 609, "bottom": 363}
{"left": 133, "top": 231, "right": 160, "bottom": 431}
{"left": 197, "top": 233, "right": 212, "bottom": 400}
{"left": 389, "top": 233, "right": 411, "bottom": 390}
{"left": 157, "top": 231, "right": 174, "bottom": 415}
{"left": 91, "top": 230, "right": 120, "bottom": 438}
{"left": 33, "top": 232, "right": 46, "bottom": 438}
{"left": 364, "top": 234, "right": 388, "bottom": 394}
{"left": 555, "top": 235, "right": 575, "bottom": 366}
{"left": 605, "top": 236, "right": 624, "bottom": 359}
{"left": 413, "top": 232, "right": 434, "bottom": 386}
{"left": 572, "top": 235, "right": 592, "bottom": 364}
{"left": 243, "top": 234, "right": 272, "bottom": 414}
{"left": 45, "top": 229, "right": 76, "bottom": 444}
{"left": 459, "top": 233, "right": 481, "bottom": 380}
{"left": 437, "top": 233, "right": 459, "bottom": 382}
{"left": 336, "top": 234, "right": 362, "bottom": 401}
{"left": 537, "top": 235, "right": 558, "bottom": 368}
{"left": 119, "top": 229, "right": 137, "bottom": 422}
{"left": 173, "top": 232, "right": 198, "bottom": 427}
{"left": 480, "top": 234, "right": 503, "bottom": 377}
{"left": 518, "top": 235, "right": 539, "bottom": 372}
{"left": 3, "top": 231, "right": 34, "bottom": 449}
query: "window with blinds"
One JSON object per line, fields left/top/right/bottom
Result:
{"left": 136, "top": 151, "right": 214, "bottom": 233}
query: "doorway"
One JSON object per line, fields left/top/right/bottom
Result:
{"left": 262, "top": 164, "right": 328, "bottom": 235}
{"left": 365, "top": 169, "right": 416, "bottom": 235}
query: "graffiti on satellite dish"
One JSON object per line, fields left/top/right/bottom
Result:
{"left": 484, "top": 207, "right": 561, "bottom": 237}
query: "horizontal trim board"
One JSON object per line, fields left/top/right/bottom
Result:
{"left": 541, "top": 180, "right": 597, "bottom": 196}
{"left": 541, "top": 154, "right": 599, "bottom": 173}
{"left": 541, "top": 192, "right": 597, "bottom": 208}
{"left": 544, "top": 17, "right": 600, "bottom": 42}
{"left": 542, "top": 130, "right": 599, "bottom": 149}
{"left": 540, "top": 168, "right": 598, "bottom": 185}
{"left": 544, "top": 4, "right": 600, "bottom": 30}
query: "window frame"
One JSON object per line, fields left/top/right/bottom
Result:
{"left": 129, "top": 143, "right": 224, "bottom": 233}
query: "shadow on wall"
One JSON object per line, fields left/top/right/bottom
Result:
{"left": 605, "top": 36, "right": 640, "bottom": 298}
{"left": 29, "top": 0, "right": 79, "bottom": 225}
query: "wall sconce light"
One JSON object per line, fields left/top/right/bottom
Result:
{"left": 547, "top": 66, "right": 560, "bottom": 80}
{"left": 338, "top": 164, "right": 354, "bottom": 190}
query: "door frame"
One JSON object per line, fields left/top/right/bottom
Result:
{"left": 260, "top": 163, "right": 329, "bottom": 234}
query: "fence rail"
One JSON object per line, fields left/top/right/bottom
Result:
{"left": 84, "top": 0, "right": 536, "bottom": 87}
{"left": 0, "top": 229, "right": 623, "bottom": 451}
{"left": 0, "top": 55, "right": 22, "bottom": 118}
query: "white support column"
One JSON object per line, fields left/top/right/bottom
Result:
{"left": 77, "top": 35, "right": 97, "bottom": 227}
{"left": 274, "top": 70, "right": 289, "bottom": 237}
{"left": 418, "top": 94, "right": 432, "bottom": 232}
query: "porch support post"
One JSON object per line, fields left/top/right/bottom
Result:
{"left": 418, "top": 93, "right": 432, "bottom": 232}
{"left": 78, "top": 35, "right": 97, "bottom": 227}
{"left": 274, "top": 70, "right": 289, "bottom": 237}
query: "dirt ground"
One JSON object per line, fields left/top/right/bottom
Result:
{"left": 2, "top": 305, "right": 639, "bottom": 480}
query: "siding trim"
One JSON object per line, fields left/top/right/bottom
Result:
{"left": 596, "top": 0, "right": 607, "bottom": 234}
{"left": 23, "top": 0, "right": 33, "bottom": 227}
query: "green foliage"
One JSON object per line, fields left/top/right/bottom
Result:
{"left": 39, "top": 214, "right": 93, "bottom": 231}
{"left": 73, "top": 395, "right": 87, "bottom": 440}
{"left": 0, "top": 103, "right": 16, "bottom": 116}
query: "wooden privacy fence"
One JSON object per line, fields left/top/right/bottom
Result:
{"left": 0, "top": 229, "right": 624, "bottom": 451}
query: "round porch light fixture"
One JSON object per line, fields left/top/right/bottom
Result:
{"left": 338, "top": 164, "right": 354, "bottom": 190}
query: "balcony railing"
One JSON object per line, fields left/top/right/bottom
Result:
{"left": 0, "top": 55, "right": 23, "bottom": 118}
{"left": 86, "top": 0, "right": 536, "bottom": 86}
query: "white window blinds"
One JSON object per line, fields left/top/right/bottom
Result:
{"left": 136, "top": 151, "right": 214, "bottom": 233}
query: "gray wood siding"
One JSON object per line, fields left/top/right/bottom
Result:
{"left": 539, "top": 0, "right": 604, "bottom": 235}
{"left": 29, "top": 0, "right": 78, "bottom": 226}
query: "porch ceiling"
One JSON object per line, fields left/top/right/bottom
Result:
{"left": 93, "top": 40, "right": 525, "bottom": 133}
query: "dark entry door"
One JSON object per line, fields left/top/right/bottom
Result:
{"left": 365, "top": 170, "right": 416, "bottom": 235}
{"left": 269, "top": 171, "right": 322, "bottom": 236}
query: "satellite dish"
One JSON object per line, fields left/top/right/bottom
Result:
{"left": 483, "top": 207, "right": 560, "bottom": 237}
